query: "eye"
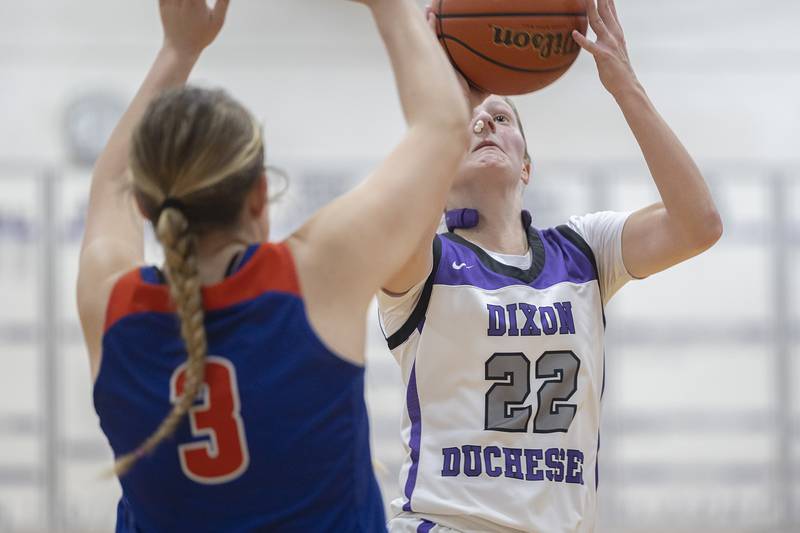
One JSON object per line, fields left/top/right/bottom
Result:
{"left": 494, "top": 114, "right": 511, "bottom": 124}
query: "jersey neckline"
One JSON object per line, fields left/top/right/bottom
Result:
{"left": 484, "top": 247, "right": 533, "bottom": 269}
{"left": 104, "top": 242, "right": 301, "bottom": 334}
{"left": 441, "top": 227, "right": 546, "bottom": 284}
{"left": 141, "top": 244, "right": 260, "bottom": 286}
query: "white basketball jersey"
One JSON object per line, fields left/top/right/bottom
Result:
{"left": 378, "top": 212, "right": 632, "bottom": 533}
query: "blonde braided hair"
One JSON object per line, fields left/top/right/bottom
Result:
{"left": 116, "top": 86, "right": 265, "bottom": 476}
{"left": 114, "top": 207, "right": 207, "bottom": 476}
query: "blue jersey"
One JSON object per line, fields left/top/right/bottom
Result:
{"left": 94, "top": 242, "right": 385, "bottom": 533}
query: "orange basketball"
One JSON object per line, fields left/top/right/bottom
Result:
{"left": 433, "top": 0, "right": 588, "bottom": 95}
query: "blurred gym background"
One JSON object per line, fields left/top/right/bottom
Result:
{"left": 0, "top": 0, "right": 798, "bottom": 531}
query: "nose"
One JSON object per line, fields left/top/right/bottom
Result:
{"left": 472, "top": 110, "right": 496, "bottom": 135}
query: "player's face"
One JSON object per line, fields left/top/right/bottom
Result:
{"left": 457, "top": 95, "right": 529, "bottom": 185}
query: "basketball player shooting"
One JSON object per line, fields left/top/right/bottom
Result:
{"left": 378, "top": 0, "right": 723, "bottom": 531}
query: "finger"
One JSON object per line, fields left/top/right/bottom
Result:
{"left": 427, "top": 10, "right": 437, "bottom": 33}
{"left": 213, "top": 0, "right": 230, "bottom": 20}
{"left": 425, "top": 5, "right": 440, "bottom": 35}
{"left": 608, "top": 0, "right": 625, "bottom": 38}
{"left": 609, "top": 0, "right": 621, "bottom": 24}
{"left": 572, "top": 29, "right": 601, "bottom": 56}
{"left": 583, "top": 0, "right": 610, "bottom": 40}
{"left": 598, "top": 0, "right": 623, "bottom": 40}
{"left": 597, "top": 0, "right": 614, "bottom": 28}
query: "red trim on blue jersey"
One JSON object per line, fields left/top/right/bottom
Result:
{"left": 104, "top": 242, "right": 301, "bottom": 333}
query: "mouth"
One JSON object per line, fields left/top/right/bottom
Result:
{"left": 472, "top": 140, "right": 503, "bottom": 154}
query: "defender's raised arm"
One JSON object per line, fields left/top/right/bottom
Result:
{"left": 78, "top": 0, "right": 230, "bottom": 377}
{"left": 288, "top": 0, "right": 470, "bottom": 361}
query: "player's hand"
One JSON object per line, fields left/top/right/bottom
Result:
{"left": 160, "top": 0, "right": 230, "bottom": 57}
{"left": 572, "top": 0, "right": 639, "bottom": 98}
{"left": 425, "top": 5, "right": 489, "bottom": 109}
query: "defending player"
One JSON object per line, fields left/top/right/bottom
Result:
{"left": 378, "top": 0, "right": 722, "bottom": 531}
{"left": 76, "top": 0, "right": 468, "bottom": 531}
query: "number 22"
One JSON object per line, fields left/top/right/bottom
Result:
{"left": 484, "top": 350, "right": 581, "bottom": 433}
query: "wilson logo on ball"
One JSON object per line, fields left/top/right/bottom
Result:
{"left": 434, "top": 0, "right": 587, "bottom": 95}
{"left": 490, "top": 26, "right": 580, "bottom": 59}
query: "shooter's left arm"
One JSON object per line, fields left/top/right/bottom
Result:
{"left": 614, "top": 84, "right": 722, "bottom": 278}
{"left": 574, "top": 0, "right": 722, "bottom": 279}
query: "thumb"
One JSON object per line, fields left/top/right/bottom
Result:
{"left": 572, "top": 29, "right": 599, "bottom": 56}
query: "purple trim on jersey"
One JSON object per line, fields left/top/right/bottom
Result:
{"left": 537, "top": 227, "right": 598, "bottom": 286}
{"left": 417, "top": 519, "right": 436, "bottom": 533}
{"left": 436, "top": 228, "right": 597, "bottom": 290}
{"left": 403, "top": 362, "right": 423, "bottom": 512}
{"left": 416, "top": 317, "right": 426, "bottom": 334}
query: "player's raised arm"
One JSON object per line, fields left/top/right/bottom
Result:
{"left": 288, "top": 0, "right": 470, "bottom": 352}
{"left": 378, "top": 5, "right": 491, "bottom": 296}
{"left": 572, "top": 0, "right": 722, "bottom": 278}
{"left": 77, "top": 0, "right": 230, "bottom": 374}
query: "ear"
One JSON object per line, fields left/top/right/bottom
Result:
{"left": 247, "top": 172, "right": 268, "bottom": 218}
{"left": 521, "top": 159, "right": 532, "bottom": 186}
{"left": 132, "top": 192, "right": 150, "bottom": 220}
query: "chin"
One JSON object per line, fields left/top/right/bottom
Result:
{"left": 463, "top": 154, "right": 512, "bottom": 174}
{"left": 455, "top": 162, "right": 515, "bottom": 190}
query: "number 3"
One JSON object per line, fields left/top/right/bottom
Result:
{"left": 170, "top": 356, "right": 250, "bottom": 484}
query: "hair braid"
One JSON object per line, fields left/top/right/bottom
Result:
{"left": 113, "top": 207, "right": 208, "bottom": 477}
{"left": 118, "top": 87, "right": 267, "bottom": 477}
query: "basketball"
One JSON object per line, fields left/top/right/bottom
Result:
{"left": 433, "top": 0, "right": 588, "bottom": 95}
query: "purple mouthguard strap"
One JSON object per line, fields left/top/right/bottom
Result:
{"left": 445, "top": 209, "right": 532, "bottom": 231}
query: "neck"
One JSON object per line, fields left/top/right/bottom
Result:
{"left": 447, "top": 165, "right": 530, "bottom": 254}
{"left": 191, "top": 224, "right": 261, "bottom": 284}
{"left": 449, "top": 194, "right": 528, "bottom": 255}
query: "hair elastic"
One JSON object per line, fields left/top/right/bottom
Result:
{"left": 158, "top": 197, "right": 186, "bottom": 217}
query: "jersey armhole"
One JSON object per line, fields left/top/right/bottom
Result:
{"left": 385, "top": 236, "right": 442, "bottom": 350}
{"left": 103, "top": 269, "right": 150, "bottom": 333}
{"left": 555, "top": 224, "right": 606, "bottom": 327}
